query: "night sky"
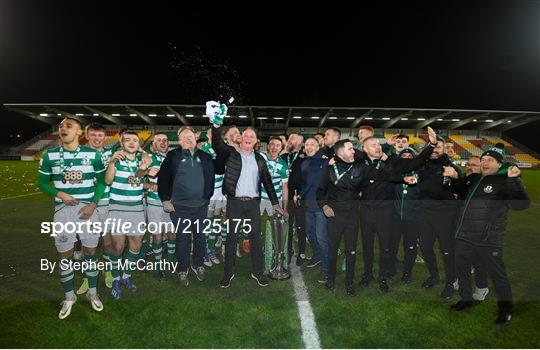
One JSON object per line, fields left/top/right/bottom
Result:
{"left": 1, "top": 1, "right": 540, "bottom": 150}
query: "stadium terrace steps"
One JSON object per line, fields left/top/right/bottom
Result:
{"left": 481, "top": 136, "right": 539, "bottom": 167}
{"left": 18, "top": 127, "right": 540, "bottom": 167}
{"left": 449, "top": 135, "right": 483, "bottom": 157}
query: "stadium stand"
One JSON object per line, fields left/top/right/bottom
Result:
{"left": 4, "top": 104, "right": 539, "bottom": 167}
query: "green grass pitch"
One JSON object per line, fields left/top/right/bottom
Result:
{"left": 0, "top": 160, "right": 539, "bottom": 348}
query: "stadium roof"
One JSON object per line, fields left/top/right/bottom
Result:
{"left": 4, "top": 103, "right": 540, "bottom": 131}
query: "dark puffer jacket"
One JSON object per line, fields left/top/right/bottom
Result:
{"left": 210, "top": 125, "right": 279, "bottom": 205}
{"left": 417, "top": 154, "right": 462, "bottom": 210}
{"left": 453, "top": 166, "right": 530, "bottom": 246}
{"left": 360, "top": 143, "right": 434, "bottom": 208}
{"left": 316, "top": 156, "right": 374, "bottom": 212}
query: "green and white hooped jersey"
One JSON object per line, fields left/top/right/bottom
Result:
{"left": 146, "top": 151, "right": 167, "bottom": 206}
{"left": 109, "top": 153, "right": 145, "bottom": 212}
{"left": 38, "top": 145, "right": 105, "bottom": 207}
{"left": 261, "top": 153, "right": 288, "bottom": 201}
{"left": 97, "top": 147, "right": 113, "bottom": 207}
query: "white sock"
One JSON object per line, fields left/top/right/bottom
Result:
{"left": 88, "top": 287, "right": 97, "bottom": 295}
{"left": 65, "top": 291, "right": 76, "bottom": 301}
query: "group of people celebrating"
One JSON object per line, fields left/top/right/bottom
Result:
{"left": 38, "top": 100, "right": 530, "bottom": 326}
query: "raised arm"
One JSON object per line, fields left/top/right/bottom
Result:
{"left": 211, "top": 125, "right": 231, "bottom": 162}
{"left": 504, "top": 166, "right": 530, "bottom": 211}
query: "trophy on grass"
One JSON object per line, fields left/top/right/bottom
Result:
{"left": 268, "top": 213, "right": 290, "bottom": 280}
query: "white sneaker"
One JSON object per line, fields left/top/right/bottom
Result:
{"left": 453, "top": 279, "right": 459, "bottom": 291}
{"left": 210, "top": 251, "right": 220, "bottom": 265}
{"left": 203, "top": 254, "right": 213, "bottom": 267}
{"left": 58, "top": 298, "right": 77, "bottom": 320}
{"left": 473, "top": 287, "right": 489, "bottom": 301}
{"left": 86, "top": 292, "right": 104, "bottom": 312}
{"left": 415, "top": 255, "right": 425, "bottom": 263}
{"left": 73, "top": 250, "right": 83, "bottom": 261}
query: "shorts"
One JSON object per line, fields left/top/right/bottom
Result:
{"left": 53, "top": 203, "right": 101, "bottom": 253}
{"left": 107, "top": 209, "right": 146, "bottom": 236}
{"left": 260, "top": 199, "right": 275, "bottom": 216}
{"left": 96, "top": 205, "right": 109, "bottom": 224}
{"left": 146, "top": 204, "right": 174, "bottom": 234}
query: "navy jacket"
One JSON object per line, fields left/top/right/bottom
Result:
{"left": 298, "top": 155, "right": 328, "bottom": 212}
{"left": 157, "top": 147, "right": 214, "bottom": 203}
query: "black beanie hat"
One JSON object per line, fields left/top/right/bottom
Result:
{"left": 399, "top": 147, "right": 417, "bottom": 158}
{"left": 481, "top": 143, "right": 505, "bottom": 163}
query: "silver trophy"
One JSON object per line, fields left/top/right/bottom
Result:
{"left": 268, "top": 213, "right": 290, "bottom": 280}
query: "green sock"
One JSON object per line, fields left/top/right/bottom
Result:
{"left": 122, "top": 249, "right": 139, "bottom": 279}
{"left": 167, "top": 241, "right": 176, "bottom": 261}
{"left": 110, "top": 253, "right": 122, "bottom": 281}
{"left": 153, "top": 242, "right": 163, "bottom": 265}
{"left": 84, "top": 255, "right": 99, "bottom": 290}
{"left": 141, "top": 240, "right": 151, "bottom": 256}
{"left": 59, "top": 256, "right": 74, "bottom": 298}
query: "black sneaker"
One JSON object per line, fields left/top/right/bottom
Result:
{"left": 386, "top": 266, "right": 397, "bottom": 279}
{"left": 451, "top": 300, "right": 473, "bottom": 311}
{"left": 325, "top": 280, "right": 335, "bottom": 291}
{"left": 220, "top": 273, "right": 235, "bottom": 288}
{"left": 191, "top": 265, "right": 206, "bottom": 282}
{"left": 401, "top": 272, "right": 412, "bottom": 284}
{"left": 440, "top": 283, "right": 455, "bottom": 300}
{"left": 158, "top": 270, "right": 166, "bottom": 283}
{"left": 296, "top": 254, "right": 305, "bottom": 267}
{"left": 306, "top": 259, "right": 321, "bottom": 268}
{"left": 359, "top": 274, "right": 374, "bottom": 288}
{"left": 422, "top": 275, "right": 440, "bottom": 289}
{"left": 495, "top": 309, "right": 513, "bottom": 326}
{"left": 178, "top": 271, "right": 189, "bottom": 287}
{"left": 345, "top": 284, "right": 357, "bottom": 297}
{"left": 379, "top": 279, "right": 390, "bottom": 293}
{"left": 251, "top": 273, "right": 269, "bottom": 287}
{"left": 317, "top": 271, "right": 328, "bottom": 284}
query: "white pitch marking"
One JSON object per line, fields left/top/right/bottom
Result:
{"left": 290, "top": 262, "right": 321, "bottom": 349}
{"left": 0, "top": 192, "right": 41, "bottom": 200}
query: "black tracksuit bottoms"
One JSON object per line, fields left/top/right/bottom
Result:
{"left": 455, "top": 238, "right": 512, "bottom": 311}
{"left": 418, "top": 207, "right": 457, "bottom": 284}
{"left": 390, "top": 218, "right": 420, "bottom": 276}
{"left": 288, "top": 203, "right": 306, "bottom": 257}
{"left": 327, "top": 208, "right": 359, "bottom": 286}
{"left": 360, "top": 204, "right": 394, "bottom": 280}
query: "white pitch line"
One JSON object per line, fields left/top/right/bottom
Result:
{"left": 0, "top": 192, "right": 41, "bottom": 200}
{"left": 290, "top": 262, "right": 321, "bottom": 349}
